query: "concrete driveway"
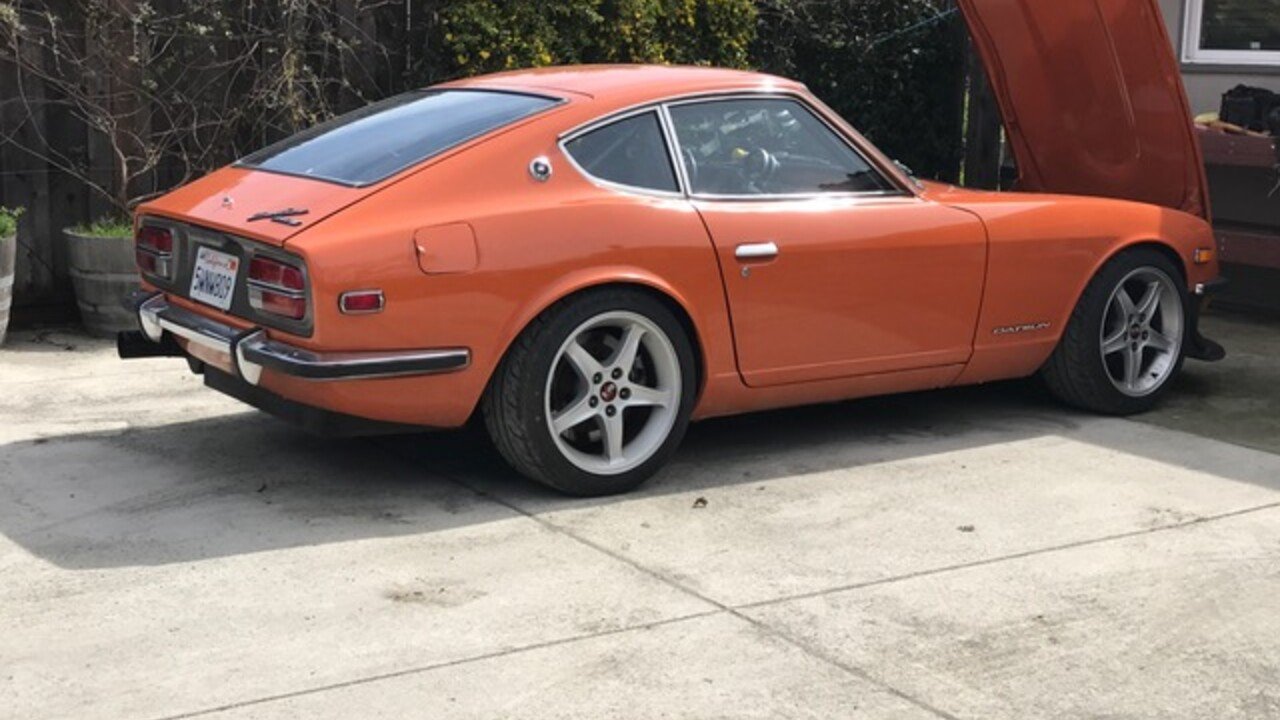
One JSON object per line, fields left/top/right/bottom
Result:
{"left": 2, "top": 311, "right": 1278, "bottom": 720}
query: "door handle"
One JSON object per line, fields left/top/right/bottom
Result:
{"left": 735, "top": 242, "right": 779, "bottom": 261}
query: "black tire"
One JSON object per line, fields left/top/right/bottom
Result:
{"left": 1041, "top": 248, "right": 1189, "bottom": 415}
{"left": 482, "top": 287, "right": 697, "bottom": 496}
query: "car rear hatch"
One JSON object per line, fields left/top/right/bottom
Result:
{"left": 139, "top": 167, "right": 368, "bottom": 247}
{"left": 132, "top": 88, "right": 567, "bottom": 343}
{"left": 139, "top": 88, "right": 566, "bottom": 246}
{"left": 956, "top": 0, "right": 1211, "bottom": 219}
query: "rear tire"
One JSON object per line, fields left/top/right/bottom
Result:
{"left": 1041, "top": 248, "right": 1188, "bottom": 415}
{"left": 482, "top": 288, "right": 697, "bottom": 497}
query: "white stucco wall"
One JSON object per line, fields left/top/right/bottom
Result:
{"left": 1158, "top": 0, "right": 1280, "bottom": 114}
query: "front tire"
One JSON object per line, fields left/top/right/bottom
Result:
{"left": 482, "top": 288, "right": 697, "bottom": 496}
{"left": 1041, "top": 248, "right": 1188, "bottom": 415}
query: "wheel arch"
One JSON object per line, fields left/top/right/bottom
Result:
{"left": 1106, "top": 239, "right": 1188, "bottom": 283}
{"left": 475, "top": 269, "right": 710, "bottom": 417}
{"left": 1068, "top": 238, "right": 1190, "bottom": 327}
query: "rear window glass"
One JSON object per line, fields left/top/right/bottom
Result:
{"left": 239, "top": 90, "right": 559, "bottom": 186}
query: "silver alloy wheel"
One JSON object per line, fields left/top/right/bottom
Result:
{"left": 544, "top": 311, "right": 682, "bottom": 476}
{"left": 1100, "top": 266, "right": 1184, "bottom": 398}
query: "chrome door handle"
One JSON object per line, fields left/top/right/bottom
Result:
{"left": 735, "top": 242, "right": 779, "bottom": 261}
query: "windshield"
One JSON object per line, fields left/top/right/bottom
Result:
{"left": 238, "top": 90, "right": 559, "bottom": 187}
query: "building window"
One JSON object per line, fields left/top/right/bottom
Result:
{"left": 1183, "top": 0, "right": 1280, "bottom": 66}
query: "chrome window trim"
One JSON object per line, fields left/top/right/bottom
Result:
{"left": 661, "top": 92, "right": 907, "bottom": 203}
{"left": 556, "top": 88, "right": 914, "bottom": 202}
{"left": 558, "top": 107, "right": 686, "bottom": 200}
{"left": 658, "top": 103, "right": 694, "bottom": 198}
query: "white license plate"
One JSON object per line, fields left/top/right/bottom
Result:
{"left": 189, "top": 246, "right": 240, "bottom": 311}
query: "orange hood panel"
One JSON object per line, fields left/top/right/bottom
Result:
{"left": 957, "top": 0, "right": 1211, "bottom": 219}
{"left": 137, "top": 167, "right": 373, "bottom": 246}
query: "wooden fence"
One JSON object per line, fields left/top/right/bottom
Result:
{"left": 0, "top": 0, "right": 447, "bottom": 312}
{"left": 0, "top": 0, "right": 1002, "bottom": 317}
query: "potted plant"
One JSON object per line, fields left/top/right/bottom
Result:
{"left": 0, "top": 206, "right": 21, "bottom": 345}
{"left": 64, "top": 217, "right": 137, "bottom": 337}
{"left": 1, "top": 5, "right": 255, "bottom": 337}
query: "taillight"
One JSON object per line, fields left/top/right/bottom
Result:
{"left": 248, "top": 255, "right": 307, "bottom": 320}
{"left": 249, "top": 256, "right": 304, "bottom": 291}
{"left": 339, "top": 290, "right": 384, "bottom": 315}
{"left": 135, "top": 225, "right": 174, "bottom": 278}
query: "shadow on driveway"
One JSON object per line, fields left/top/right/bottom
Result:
{"left": 3, "top": 364, "right": 1276, "bottom": 570}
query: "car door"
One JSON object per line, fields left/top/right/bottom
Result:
{"left": 665, "top": 96, "right": 988, "bottom": 388}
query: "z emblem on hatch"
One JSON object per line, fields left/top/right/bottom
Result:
{"left": 247, "top": 207, "right": 310, "bottom": 227}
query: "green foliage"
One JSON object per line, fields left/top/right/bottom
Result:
{"left": 2, "top": 0, "right": 971, "bottom": 230}
{"left": 72, "top": 217, "right": 133, "bottom": 239}
{"left": 0, "top": 206, "right": 21, "bottom": 238}
{"left": 439, "top": 0, "right": 757, "bottom": 75}
{"left": 752, "top": 0, "right": 965, "bottom": 181}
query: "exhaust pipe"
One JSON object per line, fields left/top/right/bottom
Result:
{"left": 117, "top": 331, "right": 184, "bottom": 360}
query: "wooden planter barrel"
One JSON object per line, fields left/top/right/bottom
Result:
{"left": 0, "top": 232, "right": 14, "bottom": 345}
{"left": 65, "top": 229, "right": 139, "bottom": 338}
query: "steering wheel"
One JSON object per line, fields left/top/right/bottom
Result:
{"left": 742, "top": 148, "right": 779, "bottom": 190}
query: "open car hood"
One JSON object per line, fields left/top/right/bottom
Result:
{"left": 957, "top": 0, "right": 1211, "bottom": 219}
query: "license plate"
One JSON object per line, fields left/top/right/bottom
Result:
{"left": 189, "top": 246, "right": 240, "bottom": 311}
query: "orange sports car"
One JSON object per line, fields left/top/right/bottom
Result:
{"left": 120, "top": 0, "right": 1225, "bottom": 495}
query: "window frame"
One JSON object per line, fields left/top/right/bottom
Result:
{"left": 558, "top": 107, "right": 686, "bottom": 199}
{"left": 1181, "top": 0, "right": 1280, "bottom": 67}
{"left": 235, "top": 88, "right": 567, "bottom": 188}
{"left": 661, "top": 94, "right": 904, "bottom": 202}
{"left": 558, "top": 91, "right": 911, "bottom": 203}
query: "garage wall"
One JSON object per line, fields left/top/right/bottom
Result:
{"left": 1158, "top": 0, "right": 1280, "bottom": 114}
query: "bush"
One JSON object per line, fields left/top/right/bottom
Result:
{"left": 753, "top": 0, "right": 965, "bottom": 181}
{"left": 72, "top": 217, "right": 133, "bottom": 239}
{"left": 2, "top": 0, "right": 966, "bottom": 225}
{"left": 0, "top": 207, "right": 21, "bottom": 238}
{"left": 440, "top": 0, "right": 757, "bottom": 75}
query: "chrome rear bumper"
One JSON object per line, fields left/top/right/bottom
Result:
{"left": 124, "top": 291, "right": 470, "bottom": 385}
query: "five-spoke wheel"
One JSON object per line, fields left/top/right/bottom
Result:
{"left": 546, "top": 311, "right": 681, "bottom": 475}
{"left": 1043, "top": 248, "right": 1188, "bottom": 415}
{"left": 1099, "top": 267, "right": 1184, "bottom": 398}
{"left": 483, "top": 289, "right": 696, "bottom": 496}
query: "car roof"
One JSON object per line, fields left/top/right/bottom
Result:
{"left": 438, "top": 64, "right": 806, "bottom": 107}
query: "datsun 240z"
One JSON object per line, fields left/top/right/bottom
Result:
{"left": 119, "top": 0, "right": 1226, "bottom": 495}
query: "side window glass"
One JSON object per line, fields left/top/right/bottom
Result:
{"left": 667, "top": 98, "right": 893, "bottom": 196}
{"left": 564, "top": 111, "right": 679, "bottom": 193}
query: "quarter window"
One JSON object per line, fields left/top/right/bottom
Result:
{"left": 564, "top": 111, "right": 679, "bottom": 193}
{"left": 667, "top": 98, "right": 893, "bottom": 197}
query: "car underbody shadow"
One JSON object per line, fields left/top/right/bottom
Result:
{"left": 2, "top": 354, "right": 1275, "bottom": 570}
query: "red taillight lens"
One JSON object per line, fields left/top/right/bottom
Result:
{"left": 135, "top": 225, "right": 174, "bottom": 278}
{"left": 339, "top": 290, "right": 384, "bottom": 314}
{"left": 249, "top": 256, "right": 304, "bottom": 291}
{"left": 137, "top": 226, "right": 174, "bottom": 254}
{"left": 256, "top": 291, "right": 307, "bottom": 319}
{"left": 248, "top": 254, "right": 307, "bottom": 320}
{"left": 135, "top": 250, "right": 159, "bottom": 274}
